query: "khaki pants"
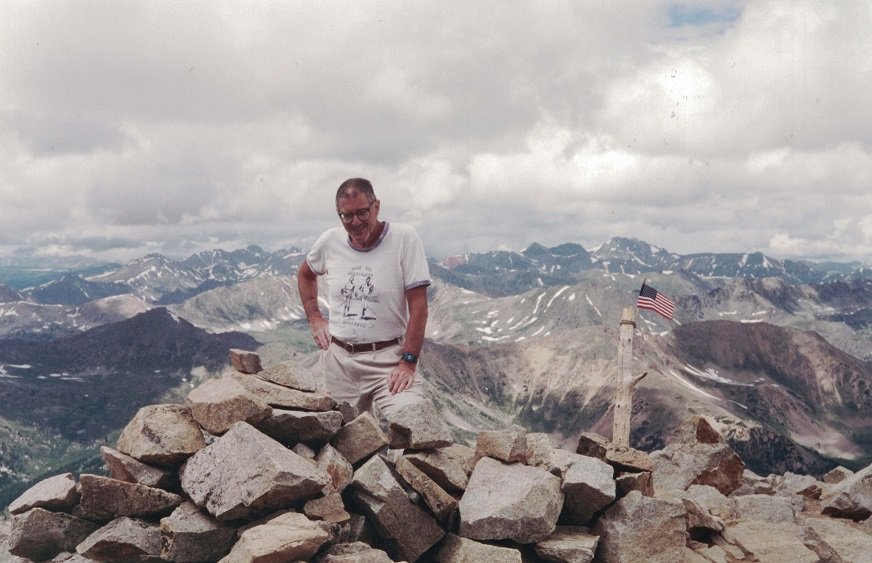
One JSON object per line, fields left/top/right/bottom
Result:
{"left": 322, "top": 340, "right": 426, "bottom": 419}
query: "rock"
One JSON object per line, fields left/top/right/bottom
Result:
{"left": 553, "top": 452, "right": 615, "bottom": 525}
{"left": 805, "top": 516, "right": 872, "bottom": 562}
{"left": 575, "top": 432, "right": 609, "bottom": 460}
{"left": 575, "top": 433, "right": 653, "bottom": 472}
{"left": 7, "top": 473, "right": 79, "bottom": 515}
{"left": 404, "top": 444, "right": 475, "bottom": 493}
{"left": 179, "top": 421, "right": 328, "bottom": 521}
{"left": 7, "top": 508, "right": 98, "bottom": 561}
{"left": 394, "top": 457, "right": 458, "bottom": 525}
{"left": 186, "top": 377, "right": 272, "bottom": 435}
{"left": 459, "top": 457, "right": 564, "bottom": 543}
{"left": 822, "top": 464, "right": 872, "bottom": 520}
{"left": 75, "top": 517, "right": 162, "bottom": 562}
{"left": 304, "top": 493, "right": 352, "bottom": 524}
{"left": 257, "top": 360, "right": 320, "bottom": 392}
{"left": 77, "top": 474, "right": 183, "bottom": 521}
{"left": 775, "top": 471, "right": 823, "bottom": 499}
{"left": 722, "top": 520, "right": 819, "bottom": 562}
{"left": 294, "top": 442, "right": 317, "bottom": 459}
{"left": 330, "top": 412, "right": 389, "bottom": 465}
{"left": 316, "top": 444, "right": 355, "bottom": 495}
{"left": 435, "top": 533, "right": 522, "bottom": 562}
{"left": 667, "top": 415, "right": 724, "bottom": 445}
{"left": 351, "top": 455, "right": 445, "bottom": 562}
{"left": 313, "top": 541, "right": 395, "bottom": 563}
{"left": 387, "top": 401, "right": 453, "bottom": 450}
{"left": 823, "top": 466, "right": 854, "bottom": 485}
{"left": 159, "top": 501, "right": 236, "bottom": 562}
{"left": 593, "top": 491, "right": 686, "bottom": 563}
{"left": 683, "top": 485, "right": 738, "bottom": 520}
{"left": 525, "top": 433, "right": 556, "bottom": 467}
{"left": 116, "top": 404, "right": 206, "bottom": 467}
{"left": 219, "top": 512, "right": 330, "bottom": 563}
{"left": 229, "top": 348, "right": 262, "bottom": 374}
{"left": 101, "top": 446, "right": 179, "bottom": 490}
{"left": 650, "top": 441, "right": 745, "bottom": 496}
{"left": 475, "top": 427, "right": 527, "bottom": 463}
{"left": 681, "top": 496, "right": 725, "bottom": 535}
{"left": 257, "top": 408, "right": 344, "bottom": 445}
{"left": 534, "top": 526, "right": 599, "bottom": 563}
{"left": 230, "top": 371, "right": 336, "bottom": 411}
{"left": 734, "top": 493, "right": 799, "bottom": 523}
{"left": 615, "top": 471, "right": 653, "bottom": 499}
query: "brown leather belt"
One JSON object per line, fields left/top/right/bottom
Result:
{"left": 331, "top": 336, "right": 401, "bottom": 354}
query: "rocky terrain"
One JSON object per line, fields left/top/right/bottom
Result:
{"left": 1, "top": 239, "right": 872, "bottom": 528}
{"left": 4, "top": 350, "right": 872, "bottom": 562}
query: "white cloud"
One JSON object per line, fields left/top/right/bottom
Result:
{"left": 0, "top": 0, "right": 870, "bottom": 264}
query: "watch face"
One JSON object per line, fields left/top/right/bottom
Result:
{"left": 402, "top": 352, "right": 418, "bottom": 363}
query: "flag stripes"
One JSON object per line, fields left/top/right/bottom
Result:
{"left": 636, "top": 282, "right": 674, "bottom": 320}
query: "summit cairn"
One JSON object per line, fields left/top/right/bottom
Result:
{"left": 5, "top": 351, "right": 872, "bottom": 562}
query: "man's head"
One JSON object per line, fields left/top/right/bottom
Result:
{"left": 336, "top": 177, "right": 382, "bottom": 249}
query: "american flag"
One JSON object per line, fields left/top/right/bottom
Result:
{"left": 637, "top": 282, "right": 674, "bottom": 320}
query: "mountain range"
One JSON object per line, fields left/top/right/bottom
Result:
{"left": 1, "top": 237, "right": 871, "bottom": 508}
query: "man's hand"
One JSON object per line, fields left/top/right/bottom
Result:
{"left": 308, "top": 316, "right": 330, "bottom": 350}
{"left": 388, "top": 361, "right": 416, "bottom": 394}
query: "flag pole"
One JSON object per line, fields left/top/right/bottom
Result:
{"left": 612, "top": 304, "right": 648, "bottom": 449}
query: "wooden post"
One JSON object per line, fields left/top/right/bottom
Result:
{"left": 612, "top": 306, "right": 647, "bottom": 449}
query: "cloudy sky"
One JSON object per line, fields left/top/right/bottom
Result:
{"left": 1, "top": 1, "right": 870, "bottom": 265}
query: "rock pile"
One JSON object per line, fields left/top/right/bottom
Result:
{"left": 5, "top": 351, "right": 872, "bottom": 562}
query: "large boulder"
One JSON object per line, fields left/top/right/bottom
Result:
{"left": 316, "top": 444, "right": 355, "bottom": 495}
{"left": 547, "top": 450, "right": 615, "bottom": 525}
{"left": 186, "top": 377, "right": 272, "bottom": 435}
{"left": 721, "top": 520, "right": 819, "bottom": 562}
{"left": 219, "top": 511, "right": 330, "bottom": 563}
{"left": 650, "top": 441, "right": 745, "bottom": 496}
{"left": 475, "top": 428, "right": 528, "bottom": 463}
{"left": 101, "top": 446, "right": 179, "bottom": 490}
{"left": 404, "top": 444, "right": 475, "bottom": 493}
{"left": 593, "top": 491, "right": 686, "bottom": 563}
{"left": 534, "top": 526, "right": 599, "bottom": 563}
{"left": 394, "top": 457, "right": 458, "bottom": 525}
{"left": 822, "top": 464, "right": 872, "bottom": 520}
{"left": 230, "top": 371, "right": 336, "bottom": 411}
{"left": 7, "top": 473, "right": 79, "bottom": 515}
{"left": 330, "top": 412, "right": 388, "bottom": 465}
{"left": 387, "top": 401, "right": 453, "bottom": 450}
{"left": 459, "top": 457, "right": 564, "bottom": 543}
{"left": 75, "top": 517, "right": 162, "bottom": 562}
{"left": 77, "top": 474, "right": 184, "bottom": 521}
{"left": 257, "top": 360, "right": 320, "bottom": 392}
{"left": 179, "top": 421, "right": 328, "bottom": 521}
{"left": 351, "top": 455, "right": 445, "bottom": 562}
{"left": 7, "top": 508, "right": 98, "bottom": 561}
{"left": 116, "top": 404, "right": 206, "bottom": 467}
{"left": 229, "top": 348, "right": 263, "bottom": 374}
{"left": 159, "top": 501, "right": 236, "bottom": 562}
{"left": 257, "top": 407, "right": 344, "bottom": 446}
{"left": 435, "top": 533, "right": 522, "bottom": 562}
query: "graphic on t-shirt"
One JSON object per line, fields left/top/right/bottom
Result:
{"left": 339, "top": 267, "right": 378, "bottom": 323}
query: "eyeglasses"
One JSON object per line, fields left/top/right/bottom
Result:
{"left": 338, "top": 207, "right": 371, "bottom": 223}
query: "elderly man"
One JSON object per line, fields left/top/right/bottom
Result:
{"left": 297, "top": 178, "right": 430, "bottom": 418}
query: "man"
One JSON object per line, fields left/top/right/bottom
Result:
{"left": 297, "top": 178, "right": 430, "bottom": 418}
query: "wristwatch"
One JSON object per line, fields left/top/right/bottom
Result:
{"left": 400, "top": 351, "right": 418, "bottom": 364}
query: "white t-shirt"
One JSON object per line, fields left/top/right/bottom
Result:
{"left": 306, "top": 222, "right": 431, "bottom": 343}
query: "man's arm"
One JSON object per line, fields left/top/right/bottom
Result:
{"left": 297, "top": 261, "right": 330, "bottom": 350}
{"left": 388, "top": 285, "right": 428, "bottom": 394}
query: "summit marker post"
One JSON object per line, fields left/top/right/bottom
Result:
{"left": 612, "top": 306, "right": 647, "bottom": 449}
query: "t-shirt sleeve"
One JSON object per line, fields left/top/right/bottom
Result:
{"left": 401, "top": 227, "right": 431, "bottom": 290}
{"left": 306, "top": 231, "right": 331, "bottom": 276}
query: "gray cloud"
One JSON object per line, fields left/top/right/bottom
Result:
{"left": 0, "top": 1, "right": 870, "bottom": 264}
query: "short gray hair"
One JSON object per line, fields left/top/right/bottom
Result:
{"left": 336, "top": 178, "right": 376, "bottom": 207}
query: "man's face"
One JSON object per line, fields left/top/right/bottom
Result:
{"left": 337, "top": 190, "right": 380, "bottom": 248}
